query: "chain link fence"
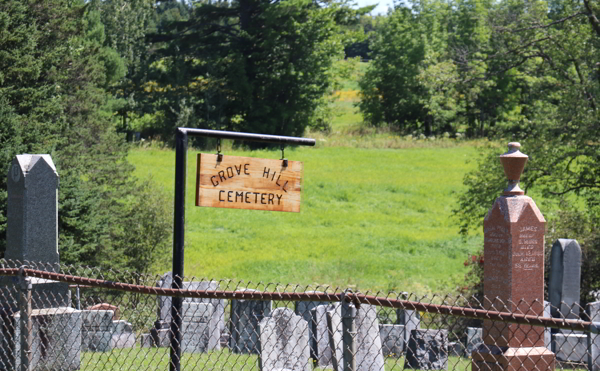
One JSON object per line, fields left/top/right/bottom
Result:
{"left": 0, "top": 259, "right": 597, "bottom": 371}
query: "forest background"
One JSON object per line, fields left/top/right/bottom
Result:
{"left": 0, "top": 0, "right": 598, "bottom": 304}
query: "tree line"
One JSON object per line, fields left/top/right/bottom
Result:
{"left": 0, "top": 0, "right": 598, "bottom": 297}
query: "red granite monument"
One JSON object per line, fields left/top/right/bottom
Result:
{"left": 472, "top": 142, "right": 555, "bottom": 371}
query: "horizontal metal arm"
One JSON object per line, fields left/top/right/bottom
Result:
{"left": 177, "top": 128, "right": 316, "bottom": 146}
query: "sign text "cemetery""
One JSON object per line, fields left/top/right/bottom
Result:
{"left": 196, "top": 154, "right": 303, "bottom": 212}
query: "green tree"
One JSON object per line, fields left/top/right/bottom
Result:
{"left": 359, "top": 0, "right": 455, "bottom": 135}
{"left": 0, "top": 0, "right": 171, "bottom": 273}
{"left": 455, "top": 0, "right": 600, "bottom": 304}
{"left": 146, "top": 0, "right": 354, "bottom": 142}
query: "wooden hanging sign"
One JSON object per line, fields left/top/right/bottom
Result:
{"left": 195, "top": 153, "right": 303, "bottom": 212}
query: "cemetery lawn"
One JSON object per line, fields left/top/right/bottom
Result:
{"left": 129, "top": 143, "right": 482, "bottom": 294}
{"left": 82, "top": 347, "right": 476, "bottom": 370}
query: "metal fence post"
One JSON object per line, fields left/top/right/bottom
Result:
{"left": 18, "top": 267, "right": 32, "bottom": 371}
{"left": 170, "top": 129, "right": 188, "bottom": 371}
{"left": 341, "top": 290, "right": 356, "bottom": 371}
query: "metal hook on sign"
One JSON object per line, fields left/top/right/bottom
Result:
{"left": 216, "top": 138, "right": 223, "bottom": 162}
{"left": 280, "top": 144, "right": 288, "bottom": 168}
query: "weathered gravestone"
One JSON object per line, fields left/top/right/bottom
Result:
{"left": 326, "top": 303, "right": 344, "bottom": 371}
{"left": 471, "top": 143, "right": 555, "bottom": 371}
{"left": 380, "top": 324, "right": 404, "bottom": 357}
{"left": 466, "top": 327, "right": 482, "bottom": 357}
{"left": 587, "top": 301, "right": 600, "bottom": 371}
{"left": 0, "top": 155, "right": 81, "bottom": 371}
{"left": 325, "top": 303, "right": 385, "bottom": 371}
{"left": 82, "top": 310, "right": 136, "bottom": 352}
{"left": 14, "top": 308, "right": 82, "bottom": 371}
{"left": 144, "top": 273, "right": 224, "bottom": 349}
{"left": 354, "top": 304, "right": 385, "bottom": 371}
{"left": 397, "top": 308, "right": 420, "bottom": 345}
{"left": 2, "top": 155, "right": 69, "bottom": 307}
{"left": 181, "top": 302, "right": 220, "bottom": 353}
{"left": 82, "top": 310, "right": 114, "bottom": 351}
{"left": 549, "top": 239, "right": 582, "bottom": 320}
{"left": 295, "top": 293, "right": 328, "bottom": 361}
{"left": 544, "top": 301, "right": 551, "bottom": 351}
{"left": 311, "top": 304, "right": 338, "bottom": 368}
{"left": 258, "top": 307, "right": 310, "bottom": 371}
{"left": 379, "top": 307, "right": 420, "bottom": 358}
{"left": 404, "top": 329, "right": 449, "bottom": 370}
{"left": 548, "top": 239, "right": 586, "bottom": 362}
{"left": 229, "top": 289, "right": 271, "bottom": 354}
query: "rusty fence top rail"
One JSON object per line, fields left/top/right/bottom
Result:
{"left": 1, "top": 267, "right": 598, "bottom": 334}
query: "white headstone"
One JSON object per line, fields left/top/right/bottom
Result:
{"left": 355, "top": 304, "right": 385, "bottom": 371}
{"left": 259, "top": 307, "right": 310, "bottom": 371}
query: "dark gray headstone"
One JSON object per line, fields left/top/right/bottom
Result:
{"left": 397, "top": 309, "right": 420, "bottom": 344}
{"left": 229, "top": 289, "right": 271, "bottom": 354}
{"left": 404, "top": 329, "right": 448, "bottom": 370}
{"left": 258, "top": 307, "right": 310, "bottom": 371}
{"left": 156, "top": 273, "right": 225, "bottom": 334}
{"left": 380, "top": 324, "right": 404, "bottom": 357}
{"left": 295, "top": 292, "right": 328, "bottom": 360}
{"left": 549, "top": 239, "right": 582, "bottom": 320}
{"left": 466, "top": 327, "right": 482, "bottom": 357}
{"left": 6, "top": 155, "right": 59, "bottom": 267}
{"left": 311, "top": 304, "right": 337, "bottom": 368}
{"left": 1, "top": 155, "right": 68, "bottom": 309}
{"left": 355, "top": 304, "right": 385, "bottom": 371}
{"left": 544, "top": 301, "right": 551, "bottom": 350}
{"left": 587, "top": 301, "right": 600, "bottom": 371}
{"left": 326, "top": 303, "right": 343, "bottom": 371}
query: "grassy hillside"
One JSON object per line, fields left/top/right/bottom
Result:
{"left": 129, "top": 143, "right": 482, "bottom": 294}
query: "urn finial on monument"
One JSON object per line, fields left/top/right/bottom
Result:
{"left": 471, "top": 141, "right": 555, "bottom": 371}
{"left": 499, "top": 142, "right": 528, "bottom": 196}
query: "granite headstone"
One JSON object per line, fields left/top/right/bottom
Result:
{"left": 311, "top": 304, "right": 337, "bottom": 368}
{"left": 355, "top": 304, "right": 385, "bottom": 371}
{"left": 404, "top": 329, "right": 448, "bottom": 370}
{"left": 549, "top": 239, "right": 582, "bottom": 320}
{"left": 2, "top": 155, "right": 69, "bottom": 308}
{"left": 14, "top": 307, "right": 81, "bottom": 371}
{"left": 326, "top": 303, "right": 343, "bottom": 371}
{"left": 295, "top": 292, "right": 328, "bottom": 360}
{"left": 258, "top": 307, "right": 310, "bottom": 371}
{"left": 397, "top": 308, "right": 420, "bottom": 344}
{"left": 380, "top": 324, "right": 404, "bottom": 357}
{"left": 471, "top": 143, "right": 555, "bottom": 371}
{"left": 587, "top": 301, "right": 600, "bottom": 371}
{"left": 466, "top": 327, "right": 482, "bottom": 357}
{"left": 229, "top": 289, "right": 271, "bottom": 354}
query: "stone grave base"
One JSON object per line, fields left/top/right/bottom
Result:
{"left": 552, "top": 333, "right": 587, "bottom": 363}
{"left": 472, "top": 346, "right": 555, "bottom": 371}
{"left": 13, "top": 307, "right": 81, "bottom": 371}
{"left": 0, "top": 277, "right": 70, "bottom": 309}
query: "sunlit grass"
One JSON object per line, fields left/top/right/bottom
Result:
{"left": 129, "top": 144, "right": 481, "bottom": 294}
{"left": 82, "top": 347, "right": 480, "bottom": 371}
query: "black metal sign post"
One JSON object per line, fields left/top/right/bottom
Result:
{"left": 170, "top": 128, "right": 315, "bottom": 371}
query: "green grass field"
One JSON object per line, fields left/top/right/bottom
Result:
{"left": 129, "top": 143, "right": 482, "bottom": 294}
{"left": 128, "top": 60, "right": 485, "bottom": 294}
{"left": 83, "top": 347, "right": 475, "bottom": 371}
